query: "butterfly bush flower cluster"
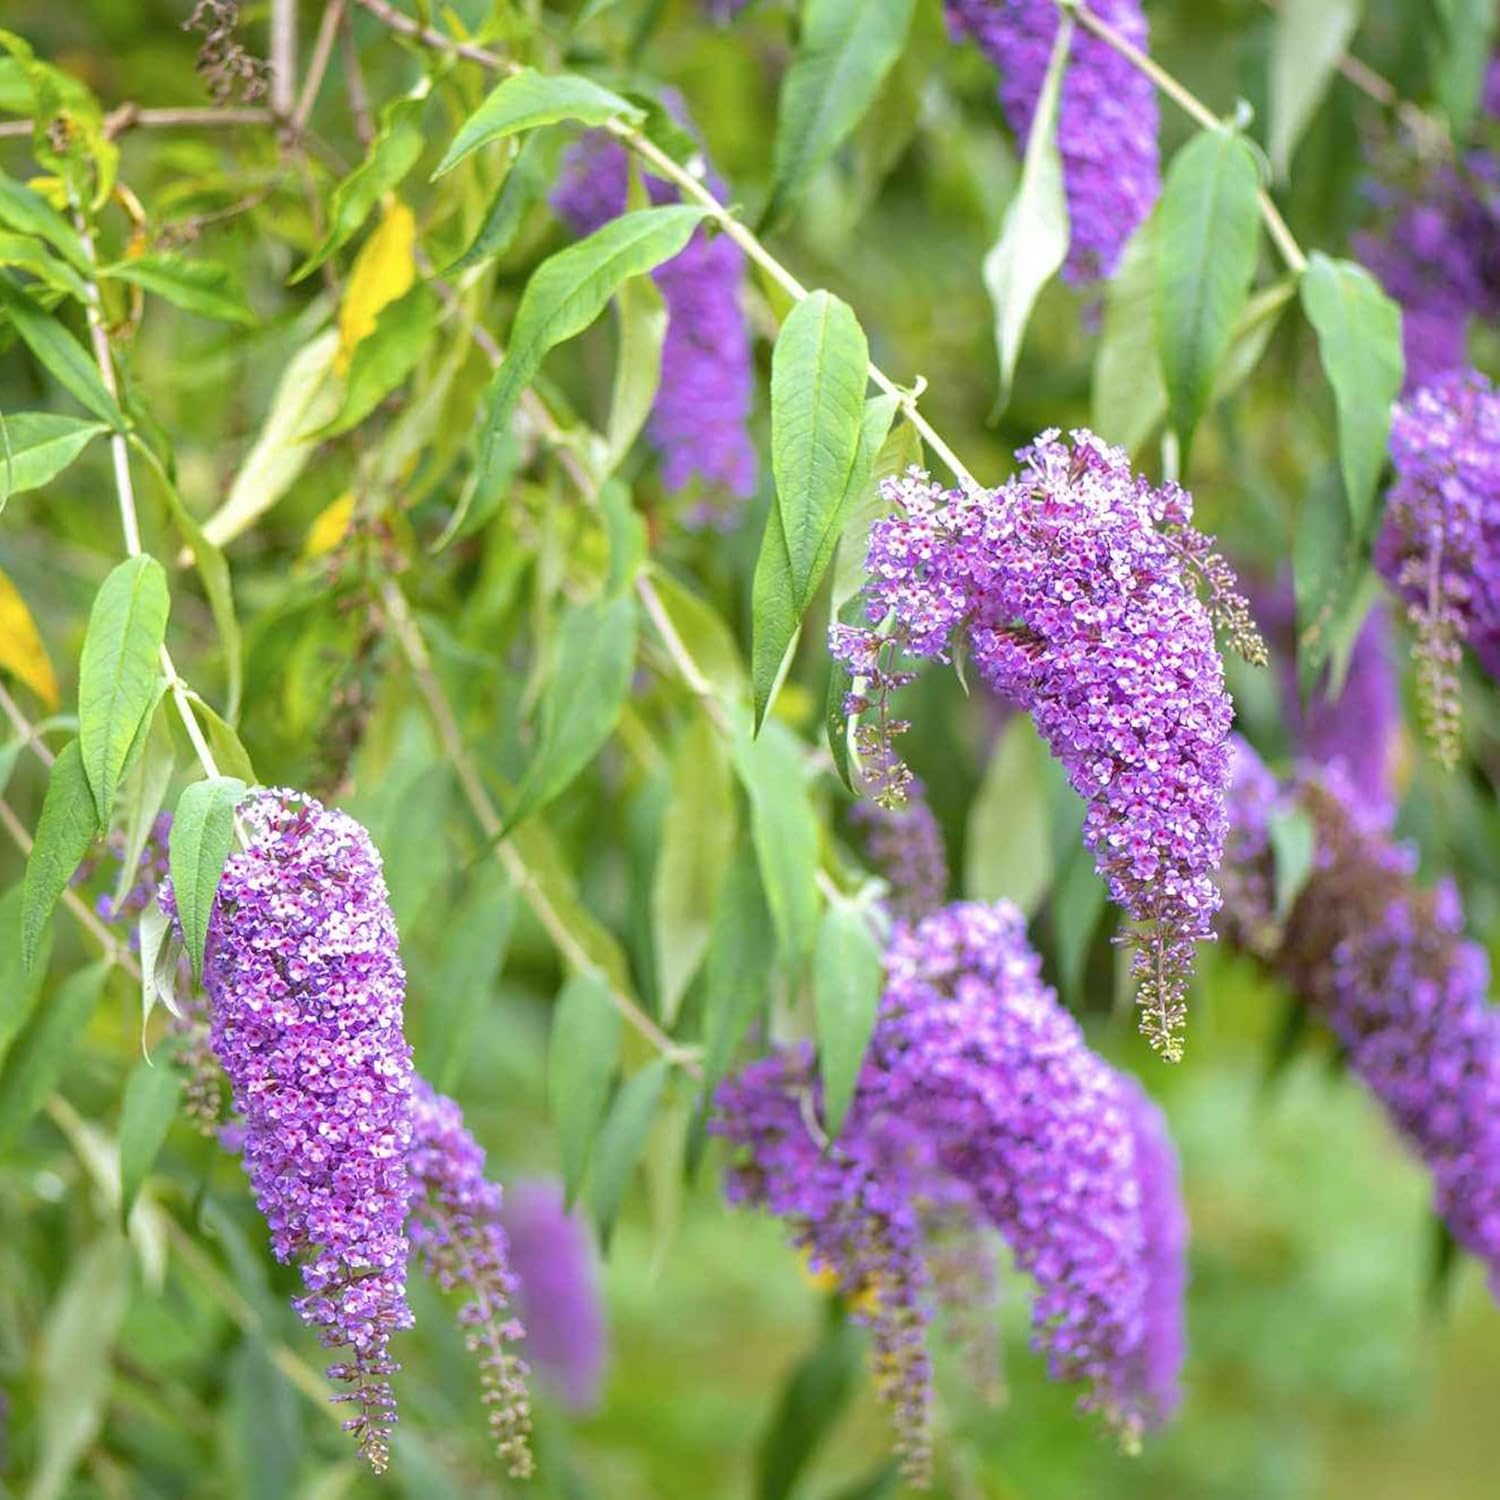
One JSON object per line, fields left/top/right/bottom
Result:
{"left": 850, "top": 776, "right": 949, "bottom": 923}
{"left": 715, "top": 901, "right": 1188, "bottom": 1479}
{"left": 409, "top": 1080, "right": 533, "bottom": 1474}
{"left": 501, "top": 1180, "right": 608, "bottom": 1412}
{"left": 832, "top": 431, "right": 1259, "bottom": 1059}
{"left": 1374, "top": 370, "right": 1500, "bottom": 767}
{"left": 1221, "top": 743, "right": 1500, "bottom": 1291}
{"left": 946, "top": 0, "right": 1159, "bottom": 285}
{"left": 553, "top": 113, "right": 756, "bottom": 524}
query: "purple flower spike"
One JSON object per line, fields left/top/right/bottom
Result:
{"left": 833, "top": 432, "right": 1257, "bottom": 1059}
{"left": 946, "top": 0, "right": 1160, "bottom": 285}
{"left": 500, "top": 1180, "right": 608, "bottom": 1413}
{"left": 161, "top": 789, "right": 415, "bottom": 1471}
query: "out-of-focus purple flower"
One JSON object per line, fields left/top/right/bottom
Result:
{"left": 715, "top": 901, "right": 1189, "bottom": 1476}
{"left": 946, "top": 0, "right": 1160, "bottom": 285}
{"left": 499, "top": 1179, "right": 608, "bottom": 1413}
{"left": 1221, "top": 743, "right": 1500, "bottom": 1294}
{"left": 1375, "top": 369, "right": 1500, "bottom": 766}
{"left": 409, "top": 1080, "right": 533, "bottom": 1474}
{"left": 832, "top": 432, "right": 1259, "bottom": 1060}
{"left": 162, "top": 789, "right": 415, "bottom": 1471}
{"left": 553, "top": 118, "right": 756, "bottom": 525}
{"left": 851, "top": 777, "right": 948, "bottom": 923}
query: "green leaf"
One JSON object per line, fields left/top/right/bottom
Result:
{"left": 0, "top": 412, "right": 105, "bottom": 511}
{"left": 168, "top": 776, "right": 246, "bottom": 982}
{"left": 0, "top": 169, "right": 90, "bottom": 272}
{"left": 547, "top": 971, "right": 623, "bottom": 1204}
{"left": 1269, "top": 804, "right": 1317, "bottom": 922}
{"left": 602, "top": 478, "right": 647, "bottom": 598}
{"left": 756, "top": 1316, "right": 863, "bottom": 1500}
{"left": 1299, "top": 252, "right": 1404, "bottom": 535}
{"left": 764, "top": 0, "right": 918, "bottom": 226}
{"left": 201, "top": 329, "right": 342, "bottom": 548}
{"left": 109, "top": 705, "right": 174, "bottom": 917}
{"left": 435, "top": 69, "right": 643, "bottom": 177}
{"left": 1268, "top": 0, "right": 1363, "bottom": 179}
{"left": 0, "top": 272, "right": 124, "bottom": 428}
{"left": 1432, "top": 0, "right": 1497, "bottom": 137}
{"left": 0, "top": 229, "right": 89, "bottom": 300}
{"left": 476, "top": 205, "right": 707, "bottom": 494}
{"left": 587, "top": 1057, "right": 669, "bottom": 1245}
{"left": 812, "top": 895, "right": 885, "bottom": 1138}
{"left": 0, "top": 958, "right": 108, "bottom": 1153}
{"left": 118, "top": 1053, "right": 181, "bottom": 1224}
{"left": 1092, "top": 212, "right": 1165, "bottom": 453}
{"left": 652, "top": 717, "right": 735, "bottom": 1025}
{"left": 138, "top": 895, "right": 177, "bottom": 1036}
{"left": 21, "top": 739, "right": 97, "bottom": 970}
{"left": 982, "top": 11, "right": 1073, "bottom": 414}
{"left": 101, "top": 252, "right": 253, "bottom": 323}
{"left": 604, "top": 269, "right": 667, "bottom": 474}
{"left": 447, "top": 129, "right": 559, "bottom": 274}
{"left": 318, "top": 283, "right": 440, "bottom": 438}
{"left": 645, "top": 567, "right": 748, "bottom": 699}
{"left": 964, "top": 715, "right": 1053, "bottom": 916}
{"left": 293, "top": 87, "right": 427, "bottom": 283}
{"left": 701, "top": 842, "right": 777, "bottom": 1102}
{"left": 0, "top": 882, "right": 51, "bottom": 1063}
{"left": 1156, "top": 128, "right": 1263, "bottom": 459}
{"left": 229, "top": 1339, "right": 302, "bottom": 1500}
{"left": 182, "top": 692, "right": 257, "bottom": 784}
{"left": 77, "top": 554, "right": 170, "bottom": 825}
{"left": 420, "top": 871, "right": 516, "bottom": 1093}
{"left": 508, "top": 591, "right": 638, "bottom": 829}
{"left": 731, "top": 722, "right": 821, "bottom": 977}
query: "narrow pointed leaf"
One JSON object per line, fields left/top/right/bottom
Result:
{"left": 0, "top": 272, "right": 124, "bottom": 428}
{"left": 1268, "top": 0, "right": 1363, "bottom": 179}
{"left": 0, "top": 412, "right": 104, "bottom": 509}
{"left": 0, "top": 882, "right": 51, "bottom": 1062}
{"left": 586, "top": 1057, "right": 669, "bottom": 1244}
{"left": 21, "top": 739, "right": 97, "bottom": 970}
{"left": 547, "top": 972, "right": 623, "bottom": 1204}
{"left": 701, "top": 843, "right": 777, "bottom": 1102}
{"left": 813, "top": 897, "right": 885, "bottom": 1138}
{"left": 102, "top": 253, "right": 253, "bottom": 323}
{"left": 169, "top": 776, "right": 246, "bottom": 982}
{"left": 119, "top": 1052, "right": 181, "bottom": 1224}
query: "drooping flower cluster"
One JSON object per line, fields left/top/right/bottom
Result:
{"left": 1221, "top": 742, "right": 1500, "bottom": 1293}
{"left": 500, "top": 1180, "right": 608, "bottom": 1412}
{"left": 946, "top": 0, "right": 1160, "bottom": 284}
{"left": 850, "top": 776, "right": 949, "bottom": 923}
{"left": 553, "top": 114, "right": 756, "bottom": 524}
{"left": 161, "top": 789, "right": 416, "bottom": 1470}
{"left": 1374, "top": 370, "right": 1500, "bottom": 766}
{"left": 832, "top": 432, "right": 1257, "bottom": 1059}
{"left": 716, "top": 901, "right": 1189, "bottom": 1478}
{"left": 408, "top": 1080, "right": 533, "bottom": 1474}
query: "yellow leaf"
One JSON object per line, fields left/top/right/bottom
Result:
{"left": 0, "top": 566, "right": 59, "bottom": 709}
{"left": 337, "top": 201, "right": 416, "bottom": 373}
{"left": 26, "top": 175, "right": 68, "bottom": 210}
{"left": 303, "top": 492, "right": 356, "bottom": 559}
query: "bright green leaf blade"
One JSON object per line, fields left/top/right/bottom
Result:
{"left": 318, "top": 284, "right": 439, "bottom": 438}
{"left": 982, "top": 12, "right": 1073, "bottom": 414}
{"left": 109, "top": 707, "right": 174, "bottom": 917}
{"left": 0, "top": 229, "right": 88, "bottom": 300}
{"left": 1299, "top": 252, "right": 1404, "bottom": 535}
{"left": 812, "top": 896, "right": 885, "bottom": 1138}
{"left": 964, "top": 714, "right": 1053, "bottom": 916}
{"left": 764, "top": 0, "right": 918, "bottom": 226}
{"left": 1269, "top": 804, "right": 1317, "bottom": 922}
{"left": 118, "top": 1052, "right": 181, "bottom": 1224}
{"left": 731, "top": 722, "right": 821, "bottom": 978}
{"left": 0, "top": 957, "right": 108, "bottom": 1153}
{"left": 1156, "top": 128, "right": 1263, "bottom": 458}
{"left": 0, "top": 882, "right": 51, "bottom": 1061}
{"left": 168, "top": 775, "right": 246, "bottom": 982}
{"left": 0, "top": 272, "right": 124, "bottom": 428}
{"left": 701, "top": 842, "right": 776, "bottom": 1103}
{"left": 508, "top": 591, "right": 638, "bottom": 830}
{"left": 1268, "top": 0, "right": 1363, "bottom": 179}
{"left": 184, "top": 692, "right": 257, "bottom": 784}
{"left": 434, "top": 68, "right": 642, "bottom": 177}
{"left": 652, "top": 716, "right": 735, "bottom": 1025}
{"left": 476, "top": 205, "right": 707, "bottom": 494}
{"left": 21, "top": 739, "right": 97, "bottom": 970}
{"left": 101, "top": 252, "right": 253, "bottom": 323}
{"left": 77, "top": 553, "right": 170, "bottom": 824}
{"left": 604, "top": 269, "right": 667, "bottom": 474}
{"left": 586, "top": 1056, "right": 669, "bottom": 1245}
{"left": 138, "top": 896, "right": 175, "bottom": 1036}
{"left": 0, "top": 412, "right": 104, "bottom": 511}
{"left": 1092, "top": 212, "right": 1166, "bottom": 452}
{"left": 756, "top": 1316, "right": 863, "bottom": 1500}
{"left": 547, "top": 971, "right": 623, "bottom": 1204}
{"left": 446, "top": 130, "right": 559, "bottom": 274}
{"left": 0, "top": 169, "right": 91, "bottom": 272}
{"left": 750, "top": 505, "right": 800, "bottom": 732}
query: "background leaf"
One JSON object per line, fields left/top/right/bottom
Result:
{"left": 118, "top": 1051, "right": 181, "bottom": 1224}
{"left": 1268, "top": 0, "right": 1363, "bottom": 180}
{"left": 756, "top": 1315, "right": 863, "bottom": 1500}
{"left": 20, "top": 739, "right": 95, "bottom": 969}
{"left": 0, "top": 882, "right": 51, "bottom": 1063}
{"left": 0, "top": 411, "right": 105, "bottom": 509}
{"left": 102, "top": 252, "right": 253, "bottom": 323}
{"left": 700, "top": 842, "right": 777, "bottom": 1104}
{"left": 812, "top": 895, "right": 885, "bottom": 1138}
{"left": 0, "top": 271, "right": 123, "bottom": 427}
{"left": 547, "top": 971, "right": 623, "bottom": 1204}
{"left": 586, "top": 1057, "right": 669, "bottom": 1245}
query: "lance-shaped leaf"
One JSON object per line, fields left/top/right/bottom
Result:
{"left": 434, "top": 69, "right": 642, "bottom": 177}
{"left": 1432, "top": 0, "right": 1498, "bottom": 137}
{"left": 475, "top": 205, "right": 707, "bottom": 495}
{"left": 586, "top": 1057, "right": 669, "bottom": 1244}
{"left": 0, "top": 412, "right": 105, "bottom": 511}
{"left": 319, "top": 283, "right": 440, "bottom": 438}
{"left": 447, "top": 129, "right": 559, "bottom": 274}
{"left": 77, "top": 554, "right": 170, "bottom": 824}
{"left": 701, "top": 843, "right": 777, "bottom": 1104}
{"left": 965, "top": 713, "right": 1053, "bottom": 915}
{"left": 1268, "top": 0, "right": 1363, "bottom": 180}
{"left": 508, "top": 590, "right": 638, "bottom": 830}
{"left": 101, "top": 253, "right": 253, "bottom": 324}
{"left": 764, "top": 0, "right": 918, "bottom": 226}
{"left": 1269, "top": 804, "right": 1317, "bottom": 922}
{"left": 1156, "top": 128, "right": 1263, "bottom": 459}
{"left": 0, "top": 882, "right": 51, "bottom": 1062}
{"left": 119, "top": 1051, "right": 181, "bottom": 1224}
{"left": 547, "top": 971, "right": 623, "bottom": 1204}
{"left": 20, "top": 740, "right": 95, "bottom": 970}
{"left": 982, "top": 11, "right": 1073, "bottom": 414}
{"left": 757, "top": 1317, "right": 863, "bottom": 1500}
{"left": 604, "top": 270, "right": 667, "bottom": 474}
{"left": 1300, "top": 252, "right": 1404, "bottom": 535}
{"left": 0, "top": 169, "right": 90, "bottom": 272}
{"left": 168, "top": 776, "right": 246, "bottom": 982}
{"left": 0, "top": 272, "right": 124, "bottom": 428}
{"left": 813, "top": 894, "right": 885, "bottom": 1138}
